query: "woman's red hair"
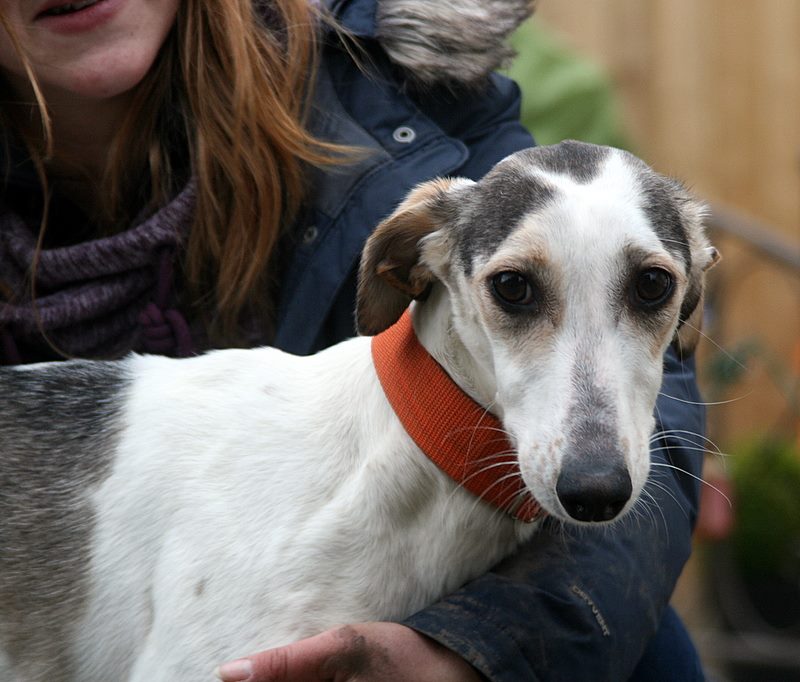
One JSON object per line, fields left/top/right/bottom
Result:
{"left": 2, "top": 0, "right": 348, "bottom": 345}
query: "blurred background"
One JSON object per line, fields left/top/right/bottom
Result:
{"left": 506, "top": 2, "right": 800, "bottom": 680}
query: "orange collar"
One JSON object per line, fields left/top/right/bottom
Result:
{"left": 371, "top": 310, "right": 542, "bottom": 523}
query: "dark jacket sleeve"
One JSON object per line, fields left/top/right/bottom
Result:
{"left": 404, "top": 348, "right": 704, "bottom": 681}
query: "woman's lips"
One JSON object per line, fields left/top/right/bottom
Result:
{"left": 34, "top": 0, "right": 122, "bottom": 34}
{"left": 37, "top": 0, "right": 104, "bottom": 17}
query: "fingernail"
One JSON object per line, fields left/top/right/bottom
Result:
{"left": 214, "top": 658, "right": 253, "bottom": 681}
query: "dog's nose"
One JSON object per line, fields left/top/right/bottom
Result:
{"left": 556, "top": 466, "right": 632, "bottom": 522}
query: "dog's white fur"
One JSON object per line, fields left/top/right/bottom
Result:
{"left": 72, "top": 345, "right": 532, "bottom": 680}
{"left": 0, "top": 143, "right": 717, "bottom": 681}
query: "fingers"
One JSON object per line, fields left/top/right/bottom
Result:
{"left": 216, "top": 628, "right": 345, "bottom": 681}
{"left": 215, "top": 658, "right": 255, "bottom": 682}
{"left": 215, "top": 622, "right": 484, "bottom": 682}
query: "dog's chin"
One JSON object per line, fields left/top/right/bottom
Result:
{"left": 531, "top": 490, "right": 639, "bottom": 527}
{"left": 554, "top": 502, "right": 636, "bottom": 527}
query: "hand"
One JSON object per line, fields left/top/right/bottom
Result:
{"left": 214, "top": 622, "right": 484, "bottom": 682}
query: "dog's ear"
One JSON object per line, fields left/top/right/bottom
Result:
{"left": 672, "top": 244, "right": 721, "bottom": 358}
{"left": 356, "top": 177, "right": 465, "bottom": 335}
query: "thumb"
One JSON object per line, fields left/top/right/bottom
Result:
{"left": 215, "top": 627, "right": 351, "bottom": 682}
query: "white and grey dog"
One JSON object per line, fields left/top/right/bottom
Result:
{"left": 0, "top": 142, "right": 718, "bottom": 682}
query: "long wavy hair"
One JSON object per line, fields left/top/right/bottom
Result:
{"left": 0, "top": 0, "right": 346, "bottom": 344}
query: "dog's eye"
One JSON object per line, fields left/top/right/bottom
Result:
{"left": 633, "top": 268, "right": 674, "bottom": 306}
{"left": 491, "top": 271, "right": 535, "bottom": 307}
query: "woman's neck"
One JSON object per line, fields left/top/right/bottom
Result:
{"left": 52, "top": 97, "right": 132, "bottom": 177}
{"left": 6, "top": 71, "right": 135, "bottom": 216}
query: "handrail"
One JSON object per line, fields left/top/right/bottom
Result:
{"left": 708, "top": 202, "right": 800, "bottom": 274}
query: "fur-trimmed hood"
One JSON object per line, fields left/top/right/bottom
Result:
{"left": 330, "top": 0, "right": 536, "bottom": 85}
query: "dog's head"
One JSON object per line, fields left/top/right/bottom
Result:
{"left": 357, "top": 141, "right": 719, "bottom": 524}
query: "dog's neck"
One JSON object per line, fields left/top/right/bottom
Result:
{"left": 372, "top": 299, "right": 541, "bottom": 523}
{"left": 411, "top": 286, "right": 500, "bottom": 416}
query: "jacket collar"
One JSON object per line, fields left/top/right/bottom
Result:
{"left": 324, "top": 0, "right": 378, "bottom": 38}
{"left": 327, "top": 0, "right": 535, "bottom": 86}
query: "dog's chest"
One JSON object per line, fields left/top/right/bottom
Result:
{"left": 77, "top": 459, "right": 527, "bottom": 680}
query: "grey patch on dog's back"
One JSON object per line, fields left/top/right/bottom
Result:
{"left": 0, "top": 359, "right": 131, "bottom": 680}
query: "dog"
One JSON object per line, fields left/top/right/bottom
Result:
{"left": 0, "top": 141, "right": 718, "bottom": 681}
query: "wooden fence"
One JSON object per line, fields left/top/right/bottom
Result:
{"left": 531, "top": 0, "right": 800, "bottom": 445}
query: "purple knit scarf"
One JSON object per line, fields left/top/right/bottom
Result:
{"left": 0, "top": 181, "right": 197, "bottom": 363}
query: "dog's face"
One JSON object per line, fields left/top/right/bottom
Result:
{"left": 357, "top": 141, "right": 718, "bottom": 524}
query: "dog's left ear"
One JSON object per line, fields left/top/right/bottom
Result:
{"left": 672, "top": 242, "right": 721, "bottom": 358}
{"left": 356, "top": 177, "right": 467, "bottom": 335}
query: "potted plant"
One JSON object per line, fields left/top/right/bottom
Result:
{"left": 700, "top": 340, "right": 800, "bottom": 680}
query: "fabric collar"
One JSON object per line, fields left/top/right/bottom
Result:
{"left": 371, "top": 310, "right": 542, "bottom": 523}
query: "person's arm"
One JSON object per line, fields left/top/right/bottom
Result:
{"left": 215, "top": 622, "right": 483, "bottom": 682}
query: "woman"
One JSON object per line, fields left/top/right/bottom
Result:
{"left": 0, "top": 0, "right": 706, "bottom": 679}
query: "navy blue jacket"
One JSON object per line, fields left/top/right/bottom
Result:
{"left": 274, "top": 3, "right": 705, "bottom": 680}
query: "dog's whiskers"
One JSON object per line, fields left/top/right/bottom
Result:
{"left": 446, "top": 425, "right": 511, "bottom": 437}
{"left": 462, "top": 457, "right": 520, "bottom": 480}
{"left": 444, "top": 459, "right": 523, "bottom": 518}
{"left": 443, "top": 446, "right": 519, "bottom": 477}
{"left": 649, "top": 443, "right": 726, "bottom": 457}
{"left": 650, "top": 428, "right": 724, "bottom": 454}
{"left": 651, "top": 430, "right": 730, "bottom": 472}
{"left": 467, "top": 469, "right": 527, "bottom": 521}
{"left": 439, "top": 451, "right": 519, "bottom": 515}
{"left": 650, "top": 461, "right": 732, "bottom": 507}
{"left": 681, "top": 321, "right": 748, "bottom": 373}
{"left": 646, "top": 474, "right": 686, "bottom": 519}
{"left": 462, "top": 399, "right": 503, "bottom": 460}
{"left": 632, "top": 486, "right": 670, "bottom": 537}
{"left": 449, "top": 422, "right": 509, "bottom": 451}
{"left": 657, "top": 391, "right": 750, "bottom": 406}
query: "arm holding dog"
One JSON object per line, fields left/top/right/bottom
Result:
{"left": 217, "top": 623, "right": 483, "bottom": 682}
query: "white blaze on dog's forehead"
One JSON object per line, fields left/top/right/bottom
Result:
{"left": 517, "top": 140, "right": 610, "bottom": 184}
{"left": 491, "top": 158, "right": 676, "bottom": 274}
{"left": 454, "top": 142, "right": 620, "bottom": 276}
{"left": 523, "top": 147, "right": 695, "bottom": 268}
{"left": 456, "top": 142, "right": 699, "bottom": 284}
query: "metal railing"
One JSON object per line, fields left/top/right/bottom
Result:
{"left": 708, "top": 202, "right": 800, "bottom": 275}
